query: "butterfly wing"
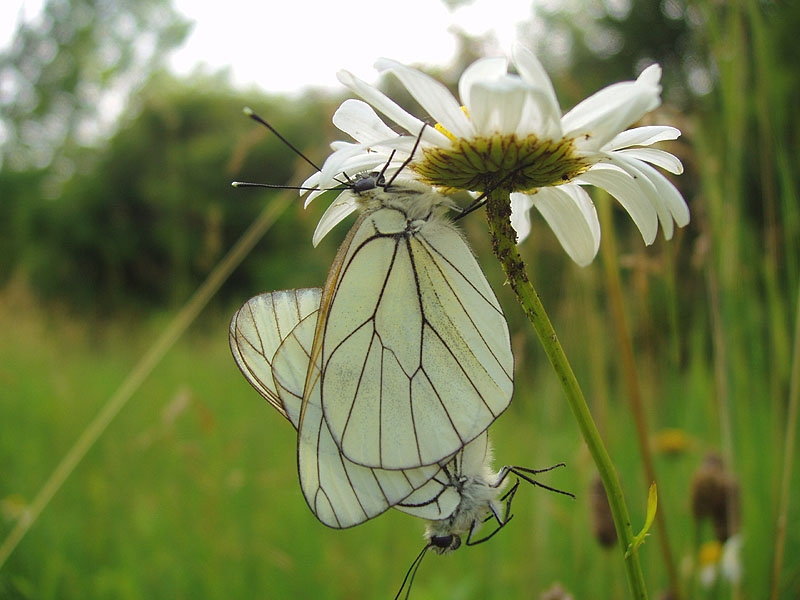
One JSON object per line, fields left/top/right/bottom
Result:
{"left": 311, "top": 196, "right": 514, "bottom": 470}
{"left": 232, "top": 287, "right": 451, "bottom": 529}
{"left": 274, "top": 312, "right": 445, "bottom": 528}
{"left": 229, "top": 287, "right": 322, "bottom": 426}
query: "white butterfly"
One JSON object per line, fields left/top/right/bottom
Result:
{"left": 231, "top": 285, "right": 567, "bottom": 529}
{"left": 231, "top": 286, "right": 571, "bottom": 600}
{"left": 232, "top": 113, "right": 513, "bottom": 470}
{"left": 303, "top": 175, "right": 514, "bottom": 470}
{"left": 231, "top": 287, "right": 443, "bottom": 528}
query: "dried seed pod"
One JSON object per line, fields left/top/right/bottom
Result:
{"left": 540, "top": 582, "right": 574, "bottom": 600}
{"left": 690, "top": 452, "right": 739, "bottom": 541}
{"left": 589, "top": 473, "right": 618, "bottom": 548}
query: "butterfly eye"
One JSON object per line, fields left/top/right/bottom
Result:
{"left": 353, "top": 172, "right": 383, "bottom": 193}
{"left": 430, "top": 534, "right": 461, "bottom": 553}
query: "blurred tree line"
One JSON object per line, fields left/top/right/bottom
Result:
{"left": 0, "top": 0, "right": 797, "bottom": 316}
{"left": 0, "top": 0, "right": 341, "bottom": 312}
{"left": 2, "top": 67, "right": 340, "bottom": 311}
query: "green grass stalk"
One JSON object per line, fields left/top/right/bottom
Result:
{"left": 769, "top": 279, "right": 800, "bottom": 599}
{"left": 597, "top": 192, "right": 681, "bottom": 598}
{"left": 484, "top": 189, "right": 648, "bottom": 600}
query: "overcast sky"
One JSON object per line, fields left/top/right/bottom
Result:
{"left": 2, "top": 0, "right": 536, "bottom": 94}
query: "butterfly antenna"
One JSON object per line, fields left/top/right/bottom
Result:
{"left": 243, "top": 107, "right": 322, "bottom": 173}
{"left": 385, "top": 123, "right": 428, "bottom": 188}
{"left": 231, "top": 181, "right": 322, "bottom": 191}
{"left": 233, "top": 111, "right": 352, "bottom": 193}
{"left": 376, "top": 149, "right": 399, "bottom": 184}
{"left": 394, "top": 544, "right": 430, "bottom": 600}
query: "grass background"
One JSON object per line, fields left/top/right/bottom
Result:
{"left": 0, "top": 203, "right": 796, "bottom": 599}
{"left": 1, "top": 1, "right": 799, "bottom": 598}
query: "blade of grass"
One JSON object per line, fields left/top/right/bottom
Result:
{"left": 769, "top": 278, "right": 800, "bottom": 598}
{"left": 0, "top": 188, "right": 295, "bottom": 569}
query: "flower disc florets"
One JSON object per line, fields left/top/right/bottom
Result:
{"left": 414, "top": 132, "right": 588, "bottom": 194}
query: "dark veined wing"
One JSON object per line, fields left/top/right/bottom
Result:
{"left": 309, "top": 187, "right": 514, "bottom": 470}
{"left": 231, "top": 288, "right": 449, "bottom": 528}
{"left": 229, "top": 288, "right": 322, "bottom": 425}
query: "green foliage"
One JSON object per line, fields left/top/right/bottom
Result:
{"left": 21, "top": 71, "right": 341, "bottom": 312}
{"left": 0, "top": 262, "right": 796, "bottom": 598}
{"left": 0, "top": 0, "right": 191, "bottom": 173}
{"left": 0, "top": 168, "right": 46, "bottom": 285}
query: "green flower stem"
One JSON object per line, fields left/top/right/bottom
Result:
{"left": 484, "top": 190, "right": 648, "bottom": 600}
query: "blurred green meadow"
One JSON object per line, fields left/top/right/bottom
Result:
{"left": 1, "top": 0, "right": 799, "bottom": 598}
{"left": 1, "top": 229, "right": 796, "bottom": 599}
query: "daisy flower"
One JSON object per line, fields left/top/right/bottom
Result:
{"left": 303, "top": 43, "right": 689, "bottom": 266}
{"left": 697, "top": 534, "right": 743, "bottom": 589}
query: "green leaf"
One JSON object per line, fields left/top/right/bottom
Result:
{"left": 625, "top": 482, "right": 657, "bottom": 559}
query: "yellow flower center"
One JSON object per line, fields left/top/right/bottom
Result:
{"left": 653, "top": 428, "right": 692, "bottom": 455}
{"left": 412, "top": 132, "right": 589, "bottom": 194}
{"left": 699, "top": 541, "right": 722, "bottom": 567}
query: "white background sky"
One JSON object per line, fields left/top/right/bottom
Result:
{"left": 1, "top": 0, "right": 537, "bottom": 94}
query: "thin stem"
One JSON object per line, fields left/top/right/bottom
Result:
{"left": 769, "top": 276, "right": 800, "bottom": 599}
{"left": 0, "top": 189, "right": 295, "bottom": 570}
{"left": 484, "top": 190, "right": 647, "bottom": 600}
{"left": 598, "top": 193, "right": 681, "bottom": 598}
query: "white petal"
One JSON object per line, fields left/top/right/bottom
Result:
{"left": 303, "top": 187, "right": 329, "bottom": 205}
{"left": 303, "top": 141, "right": 384, "bottom": 193}
{"left": 577, "top": 165, "right": 658, "bottom": 244}
{"left": 335, "top": 154, "right": 398, "bottom": 182}
{"left": 510, "top": 192, "right": 535, "bottom": 243}
{"left": 301, "top": 163, "right": 342, "bottom": 205}
{"left": 512, "top": 44, "right": 562, "bottom": 128}
{"left": 617, "top": 147, "right": 684, "bottom": 174}
{"left": 531, "top": 185, "right": 601, "bottom": 266}
{"left": 635, "top": 160, "right": 690, "bottom": 228}
{"left": 330, "top": 140, "right": 358, "bottom": 151}
{"left": 332, "top": 99, "right": 400, "bottom": 144}
{"left": 312, "top": 192, "right": 358, "bottom": 246}
{"left": 606, "top": 125, "right": 681, "bottom": 150}
{"left": 700, "top": 563, "right": 718, "bottom": 588}
{"left": 721, "top": 535, "right": 743, "bottom": 584}
{"left": 606, "top": 153, "right": 689, "bottom": 238}
{"left": 604, "top": 154, "right": 672, "bottom": 237}
{"left": 521, "top": 88, "right": 565, "bottom": 139}
{"left": 314, "top": 144, "right": 378, "bottom": 194}
{"left": 458, "top": 56, "right": 508, "bottom": 110}
{"left": 376, "top": 59, "right": 474, "bottom": 139}
{"left": 468, "top": 79, "right": 529, "bottom": 135}
{"left": 637, "top": 63, "right": 663, "bottom": 86}
{"left": 337, "top": 69, "right": 450, "bottom": 147}
{"left": 562, "top": 68, "right": 662, "bottom": 149}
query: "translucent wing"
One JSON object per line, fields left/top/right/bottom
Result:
{"left": 229, "top": 288, "right": 322, "bottom": 425}
{"left": 231, "top": 288, "right": 448, "bottom": 529}
{"left": 309, "top": 185, "right": 514, "bottom": 470}
{"left": 272, "top": 312, "right": 445, "bottom": 528}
